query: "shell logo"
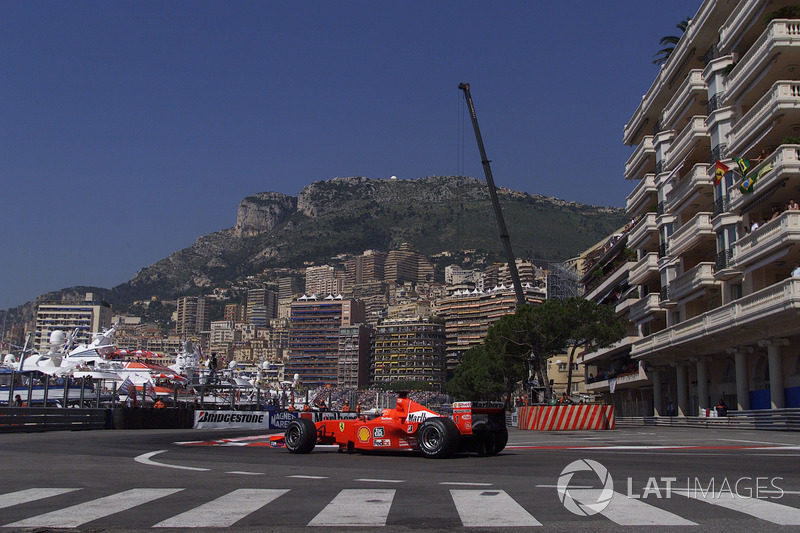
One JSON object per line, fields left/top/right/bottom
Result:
{"left": 357, "top": 426, "right": 371, "bottom": 443}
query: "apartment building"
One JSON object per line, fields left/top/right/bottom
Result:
{"left": 286, "top": 296, "right": 366, "bottom": 387}
{"left": 176, "top": 296, "right": 210, "bottom": 339}
{"left": 586, "top": 0, "right": 800, "bottom": 416}
{"left": 434, "top": 287, "right": 544, "bottom": 374}
{"left": 337, "top": 324, "right": 373, "bottom": 389}
{"left": 34, "top": 294, "right": 112, "bottom": 352}
{"left": 246, "top": 288, "right": 277, "bottom": 326}
{"left": 372, "top": 318, "right": 446, "bottom": 386}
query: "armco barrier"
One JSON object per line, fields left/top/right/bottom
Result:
{"left": 0, "top": 407, "right": 111, "bottom": 432}
{"left": 517, "top": 405, "right": 614, "bottom": 430}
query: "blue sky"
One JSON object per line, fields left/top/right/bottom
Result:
{"left": 1, "top": 0, "right": 701, "bottom": 309}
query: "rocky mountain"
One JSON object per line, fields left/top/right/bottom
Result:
{"left": 6, "top": 176, "right": 629, "bottom": 317}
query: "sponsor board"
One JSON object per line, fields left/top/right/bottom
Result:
{"left": 194, "top": 411, "right": 271, "bottom": 430}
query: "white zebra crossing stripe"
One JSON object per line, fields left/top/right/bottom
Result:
{"left": 450, "top": 490, "right": 541, "bottom": 527}
{"left": 154, "top": 488, "right": 288, "bottom": 528}
{"left": 0, "top": 488, "right": 80, "bottom": 510}
{"left": 4, "top": 488, "right": 183, "bottom": 528}
{"left": 308, "top": 488, "right": 395, "bottom": 526}
{"left": 676, "top": 489, "right": 800, "bottom": 525}
{"left": 568, "top": 490, "right": 696, "bottom": 526}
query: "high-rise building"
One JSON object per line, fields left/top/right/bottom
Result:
{"left": 372, "top": 318, "right": 446, "bottom": 386}
{"left": 305, "top": 265, "right": 345, "bottom": 296}
{"left": 584, "top": 0, "right": 800, "bottom": 416}
{"left": 224, "top": 303, "right": 245, "bottom": 323}
{"left": 338, "top": 324, "right": 373, "bottom": 389}
{"left": 286, "top": 296, "right": 365, "bottom": 387}
{"left": 246, "top": 288, "right": 277, "bottom": 326}
{"left": 345, "top": 250, "right": 387, "bottom": 288}
{"left": 176, "top": 296, "right": 210, "bottom": 339}
{"left": 385, "top": 243, "right": 434, "bottom": 284}
{"left": 34, "top": 294, "right": 112, "bottom": 352}
{"left": 434, "top": 287, "right": 543, "bottom": 374}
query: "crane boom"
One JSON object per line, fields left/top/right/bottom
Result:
{"left": 458, "top": 83, "right": 525, "bottom": 307}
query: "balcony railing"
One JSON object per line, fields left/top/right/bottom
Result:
{"left": 629, "top": 293, "right": 663, "bottom": 323}
{"left": 663, "top": 116, "right": 709, "bottom": 172}
{"left": 731, "top": 211, "right": 800, "bottom": 270}
{"left": 715, "top": 249, "right": 732, "bottom": 271}
{"left": 726, "top": 20, "right": 800, "bottom": 105}
{"left": 662, "top": 70, "right": 706, "bottom": 130}
{"left": 629, "top": 252, "right": 659, "bottom": 286}
{"left": 626, "top": 174, "right": 657, "bottom": 215}
{"left": 668, "top": 212, "right": 714, "bottom": 257}
{"left": 668, "top": 262, "right": 717, "bottom": 303}
{"left": 727, "top": 82, "right": 800, "bottom": 156}
{"left": 713, "top": 195, "right": 731, "bottom": 217}
{"left": 730, "top": 145, "right": 800, "bottom": 213}
{"left": 625, "top": 136, "right": 656, "bottom": 181}
{"left": 631, "top": 278, "right": 800, "bottom": 359}
{"left": 664, "top": 163, "right": 713, "bottom": 214}
{"left": 628, "top": 213, "right": 658, "bottom": 250}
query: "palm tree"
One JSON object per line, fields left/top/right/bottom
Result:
{"left": 652, "top": 17, "right": 691, "bottom": 66}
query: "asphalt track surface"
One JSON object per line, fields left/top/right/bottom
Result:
{"left": 1, "top": 425, "right": 799, "bottom": 532}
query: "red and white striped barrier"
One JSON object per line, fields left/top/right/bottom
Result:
{"left": 516, "top": 405, "right": 614, "bottom": 430}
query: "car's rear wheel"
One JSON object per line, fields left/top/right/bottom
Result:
{"left": 285, "top": 418, "right": 317, "bottom": 454}
{"left": 417, "top": 417, "right": 459, "bottom": 458}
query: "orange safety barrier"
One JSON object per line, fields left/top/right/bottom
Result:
{"left": 517, "top": 405, "right": 614, "bottom": 430}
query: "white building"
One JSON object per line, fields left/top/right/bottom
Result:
{"left": 584, "top": 0, "right": 800, "bottom": 416}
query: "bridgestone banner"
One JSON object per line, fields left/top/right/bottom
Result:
{"left": 193, "top": 410, "right": 360, "bottom": 429}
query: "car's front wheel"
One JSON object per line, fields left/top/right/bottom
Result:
{"left": 285, "top": 418, "right": 317, "bottom": 454}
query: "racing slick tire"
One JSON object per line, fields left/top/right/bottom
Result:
{"left": 285, "top": 418, "right": 317, "bottom": 454}
{"left": 491, "top": 425, "right": 508, "bottom": 455}
{"left": 417, "top": 417, "right": 460, "bottom": 458}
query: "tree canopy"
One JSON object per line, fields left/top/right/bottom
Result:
{"left": 445, "top": 298, "right": 626, "bottom": 405}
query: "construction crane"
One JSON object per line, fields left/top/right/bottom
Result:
{"left": 458, "top": 83, "right": 525, "bottom": 307}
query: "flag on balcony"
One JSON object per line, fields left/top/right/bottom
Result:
{"left": 739, "top": 162, "right": 774, "bottom": 194}
{"left": 714, "top": 160, "right": 729, "bottom": 186}
{"left": 735, "top": 157, "right": 751, "bottom": 177}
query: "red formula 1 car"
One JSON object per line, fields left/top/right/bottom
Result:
{"left": 271, "top": 393, "right": 508, "bottom": 458}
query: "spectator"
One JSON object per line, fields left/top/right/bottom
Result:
{"left": 13, "top": 394, "right": 23, "bottom": 407}
{"left": 788, "top": 199, "right": 799, "bottom": 210}
{"left": 793, "top": 263, "right": 800, "bottom": 278}
{"left": 715, "top": 398, "right": 728, "bottom": 417}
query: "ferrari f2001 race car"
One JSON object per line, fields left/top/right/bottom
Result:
{"left": 271, "top": 393, "right": 508, "bottom": 458}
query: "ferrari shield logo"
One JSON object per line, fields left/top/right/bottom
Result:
{"left": 339, "top": 422, "right": 345, "bottom": 432}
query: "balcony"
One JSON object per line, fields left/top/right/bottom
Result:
{"left": 628, "top": 212, "right": 658, "bottom": 250}
{"left": 662, "top": 70, "right": 707, "bottom": 131}
{"left": 668, "top": 212, "right": 714, "bottom": 257}
{"left": 628, "top": 292, "right": 663, "bottom": 324}
{"left": 664, "top": 163, "right": 714, "bottom": 216}
{"left": 584, "top": 261, "right": 632, "bottom": 303}
{"left": 714, "top": 249, "right": 740, "bottom": 281}
{"left": 631, "top": 278, "right": 800, "bottom": 362}
{"left": 727, "top": 82, "right": 800, "bottom": 156}
{"left": 581, "top": 336, "right": 638, "bottom": 365}
{"left": 586, "top": 363, "right": 651, "bottom": 393}
{"left": 726, "top": 20, "right": 800, "bottom": 107}
{"left": 729, "top": 145, "right": 800, "bottom": 213}
{"left": 624, "top": 136, "right": 656, "bottom": 181}
{"left": 730, "top": 211, "right": 800, "bottom": 270}
{"left": 663, "top": 116, "right": 710, "bottom": 172}
{"left": 668, "top": 262, "right": 718, "bottom": 303}
{"left": 628, "top": 252, "right": 659, "bottom": 286}
{"left": 626, "top": 174, "right": 657, "bottom": 216}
